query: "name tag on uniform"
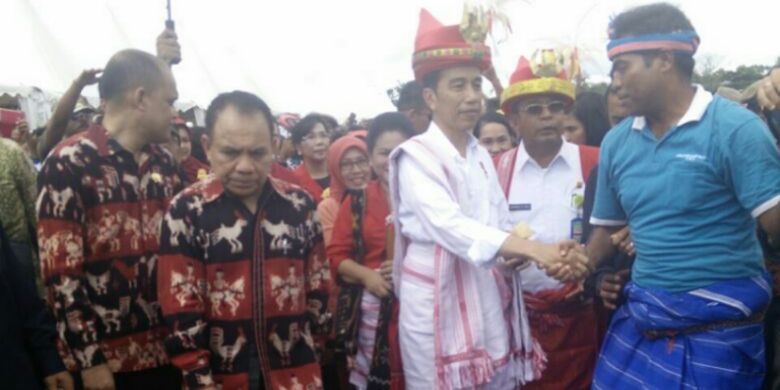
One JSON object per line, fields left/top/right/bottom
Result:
{"left": 509, "top": 203, "right": 532, "bottom": 211}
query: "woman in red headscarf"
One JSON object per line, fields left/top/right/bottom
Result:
{"left": 328, "top": 112, "right": 416, "bottom": 390}
{"left": 317, "top": 135, "right": 371, "bottom": 246}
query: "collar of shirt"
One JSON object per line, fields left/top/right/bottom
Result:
{"left": 515, "top": 138, "right": 578, "bottom": 172}
{"left": 84, "top": 123, "right": 156, "bottom": 159}
{"left": 425, "top": 120, "right": 480, "bottom": 162}
{"left": 631, "top": 85, "right": 714, "bottom": 130}
{"left": 198, "top": 174, "right": 285, "bottom": 206}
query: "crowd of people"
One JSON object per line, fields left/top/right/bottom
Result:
{"left": 1, "top": 2, "right": 780, "bottom": 390}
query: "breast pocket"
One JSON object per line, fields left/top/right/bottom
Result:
{"left": 666, "top": 160, "right": 717, "bottom": 212}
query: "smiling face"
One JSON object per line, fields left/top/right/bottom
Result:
{"left": 338, "top": 147, "right": 370, "bottom": 190}
{"left": 424, "top": 66, "right": 484, "bottom": 133}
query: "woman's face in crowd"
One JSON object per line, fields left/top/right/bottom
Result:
{"left": 339, "top": 147, "right": 371, "bottom": 190}
{"left": 371, "top": 130, "right": 408, "bottom": 186}
{"left": 177, "top": 127, "right": 192, "bottom": 160}
{"left": 297, "top": 122, "right": 330, "bottom": 163}
{"left": 478, "top": 122, "right": 514, "bottom": 157}
{"left": 562, "top": 115, "right": 587, "bottom": 145}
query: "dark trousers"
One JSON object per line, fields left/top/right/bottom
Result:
{"left": 73, "top": 365, "right": 182, "bottom": 390}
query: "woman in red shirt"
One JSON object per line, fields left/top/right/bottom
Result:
{"left": 291, "top": 115, "right": 332, "bottom": 203}
{"left": 327, "top": 112, "right": 416, "bottom": 390}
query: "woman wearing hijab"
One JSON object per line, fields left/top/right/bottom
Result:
{"left": 327, "top": 112, "right": 416, "bottom": 390}
{"left": 317, "top": 135, "right": 371, "bottom": 246}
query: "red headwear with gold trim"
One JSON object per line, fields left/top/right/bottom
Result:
{"left": 500, "top": 48, "right": 578, "bottom": 113}
{"left": 412, "top": 8, "right": 492, "bottom": 82}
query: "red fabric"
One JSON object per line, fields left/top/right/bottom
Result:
{"left": 412, "top": 9, "right": 492, "bottom": 81}
{"left": 37, "top": 124, "right": 184, "bottom": 372}
{"left": 501, "top": 56, "right": 574, "bottom": 112}
{"left": 325, "top": 181, "right": 403, "bottom": 388}
{"left": 270, "top": 163, "right": 301, "bottom": 186}
{"left": 523, "top": 301, "right": 599, "bottom": 390}
{"left": 495, "top": 145, "right": 598, "bottom": 197}
{"left": 493, "top": 143, "right": 601, "bottom": 389}
{"left": 327, "top": 181, "right": 389, "bottom": 273}
{"left": 179, "top": 156, "right": 210, "bottom": 185}
{"left": 293, "top": 164, "right": 325, "bottom": 204}
{"left": 326, "top": 136, "right": 368, "bottom": 202}
{"left": 157, "top": 176, "right": 328, "bottom": 389}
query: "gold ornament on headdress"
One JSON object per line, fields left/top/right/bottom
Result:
{"left": 528, "top": 47, "right": 582, "bottom": 82}
{"left": 460, "top": 2, "right": 490, "bottom": 44}
{"left": 529, "top": 49, "right": 563, "bottom": 78}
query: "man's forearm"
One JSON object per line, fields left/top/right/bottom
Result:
{"left": 760, "top": 204, "right": 780, "bottom": 249}
{"left": 38, "top": 81, "right": 84, "bottom": 158}
{"left": 586, "top": 226, "right": 623, "bottom": 269}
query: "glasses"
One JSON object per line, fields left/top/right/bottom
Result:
{"left": 517, "top": 101, "right": 569, "bottom": 116}
{"left": 340, "top": 158, "right": 369, "bottom": 171}
{"left": 302, "top": 131, "right": 329, "bottom": 142}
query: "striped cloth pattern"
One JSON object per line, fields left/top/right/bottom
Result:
{"left": 593, "top": 273, "right": 772, "bottom": 390}
{"left": 350, "top": 291, "right": 382, "bottom": 389}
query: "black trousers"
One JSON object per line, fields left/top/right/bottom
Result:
{"left": 73, "top": 365, "right": 182, "bottom": 390}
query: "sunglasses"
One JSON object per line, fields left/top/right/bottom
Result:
{"left": 517, "top": 101, "right": 569, "bottom": 116}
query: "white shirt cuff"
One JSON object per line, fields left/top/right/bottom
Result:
{"left": 589, "top": 217, "right": 627, "bottom": 227}
{"left": 467, "top": 230, "right": 510, "bottom": 268}
{"left": 752, "top": 194, "right": 780, "bottom": 219}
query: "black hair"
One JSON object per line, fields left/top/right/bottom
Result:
{"left": 189, "top": 126, "right": 208, "bottom": 163}
{"left": 609, "top": 2, "right": 696, "bottom": 79}
{"left": 421, "top": 70, "right": 442, "bottom": 91}
{"left": 99, "top": 49, "right": 166, "bottom": 103}
{"left": 366, "top": 112, "right": 416, "bottom": 152}
{"left": 169, "top": 126, "right": 181, "bottom": 143}
{"left": 474, "top": 111, "right": 513, "bottom": 139}
{"left": 573, "top": 92, "right": 611, "bottom": 147}
{"left": 290, "top": 114, "right": 327, "bottom": 145}
{"left": 204, "top": 90, "right": 275, "bottom": 138}
{"left": 314, "top": 113, "right": 339, "bottom": 131}
{"left": 396, "top": 81, "right": 427, "bottom": 111}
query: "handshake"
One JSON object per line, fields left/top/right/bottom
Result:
{"left": 501, "top": 223, "right": 591, "bottom": 282}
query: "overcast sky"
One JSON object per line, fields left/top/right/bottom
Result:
{"left": 1, "top": 0, "right": 777, "bottom": 118}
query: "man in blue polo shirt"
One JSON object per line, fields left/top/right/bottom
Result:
{"left": 584, "top": 3, "right": 780, "bottom": 389}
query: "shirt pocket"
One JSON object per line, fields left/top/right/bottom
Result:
{"left": 666, "top": 160, "right": 716, "bottom": 211}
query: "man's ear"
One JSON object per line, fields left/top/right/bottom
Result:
{"left": 656, "top": 51, "right": 676, "bottom": 74}
{"left": 129, "top": 87, "right": 146, "bottom": 111}
{"left": 423, "top": 87, "right": 437, "bottom": 113}
{"left": 509, "top": 110, "right": 522, "bottom": 138}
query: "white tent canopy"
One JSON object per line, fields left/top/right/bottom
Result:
{"left": 1, "top": 0, "right": 776, "bottom": 119}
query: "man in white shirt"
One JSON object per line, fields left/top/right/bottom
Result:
{"left": 495, "top": 50, "right": 600, "bottom": 390}
{"left": 389, "top": 9, "right": 588, "bottom": 390}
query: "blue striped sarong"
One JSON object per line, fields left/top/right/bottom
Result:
{"left": 592, "top": 274, "right": 772, "bottom": 390}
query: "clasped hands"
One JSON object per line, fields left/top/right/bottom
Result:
{"left": 503, "top": 240, "right": 591, "bottom": 282}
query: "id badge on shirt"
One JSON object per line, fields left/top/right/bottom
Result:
{"left": 509, "top": 203, "right": 532, "bottom": 212}
{"left": 570, "top": 183, "right": 585, "bottom": 242}
{"left": 570, "top": 217, "right": 583, "bottom": 243}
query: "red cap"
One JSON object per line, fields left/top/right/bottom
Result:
{"left": 500, "top": 50, "right": 577, "bottom": 113}
{"left": 412, "top": 9, "right": 492, "bottom": 82}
